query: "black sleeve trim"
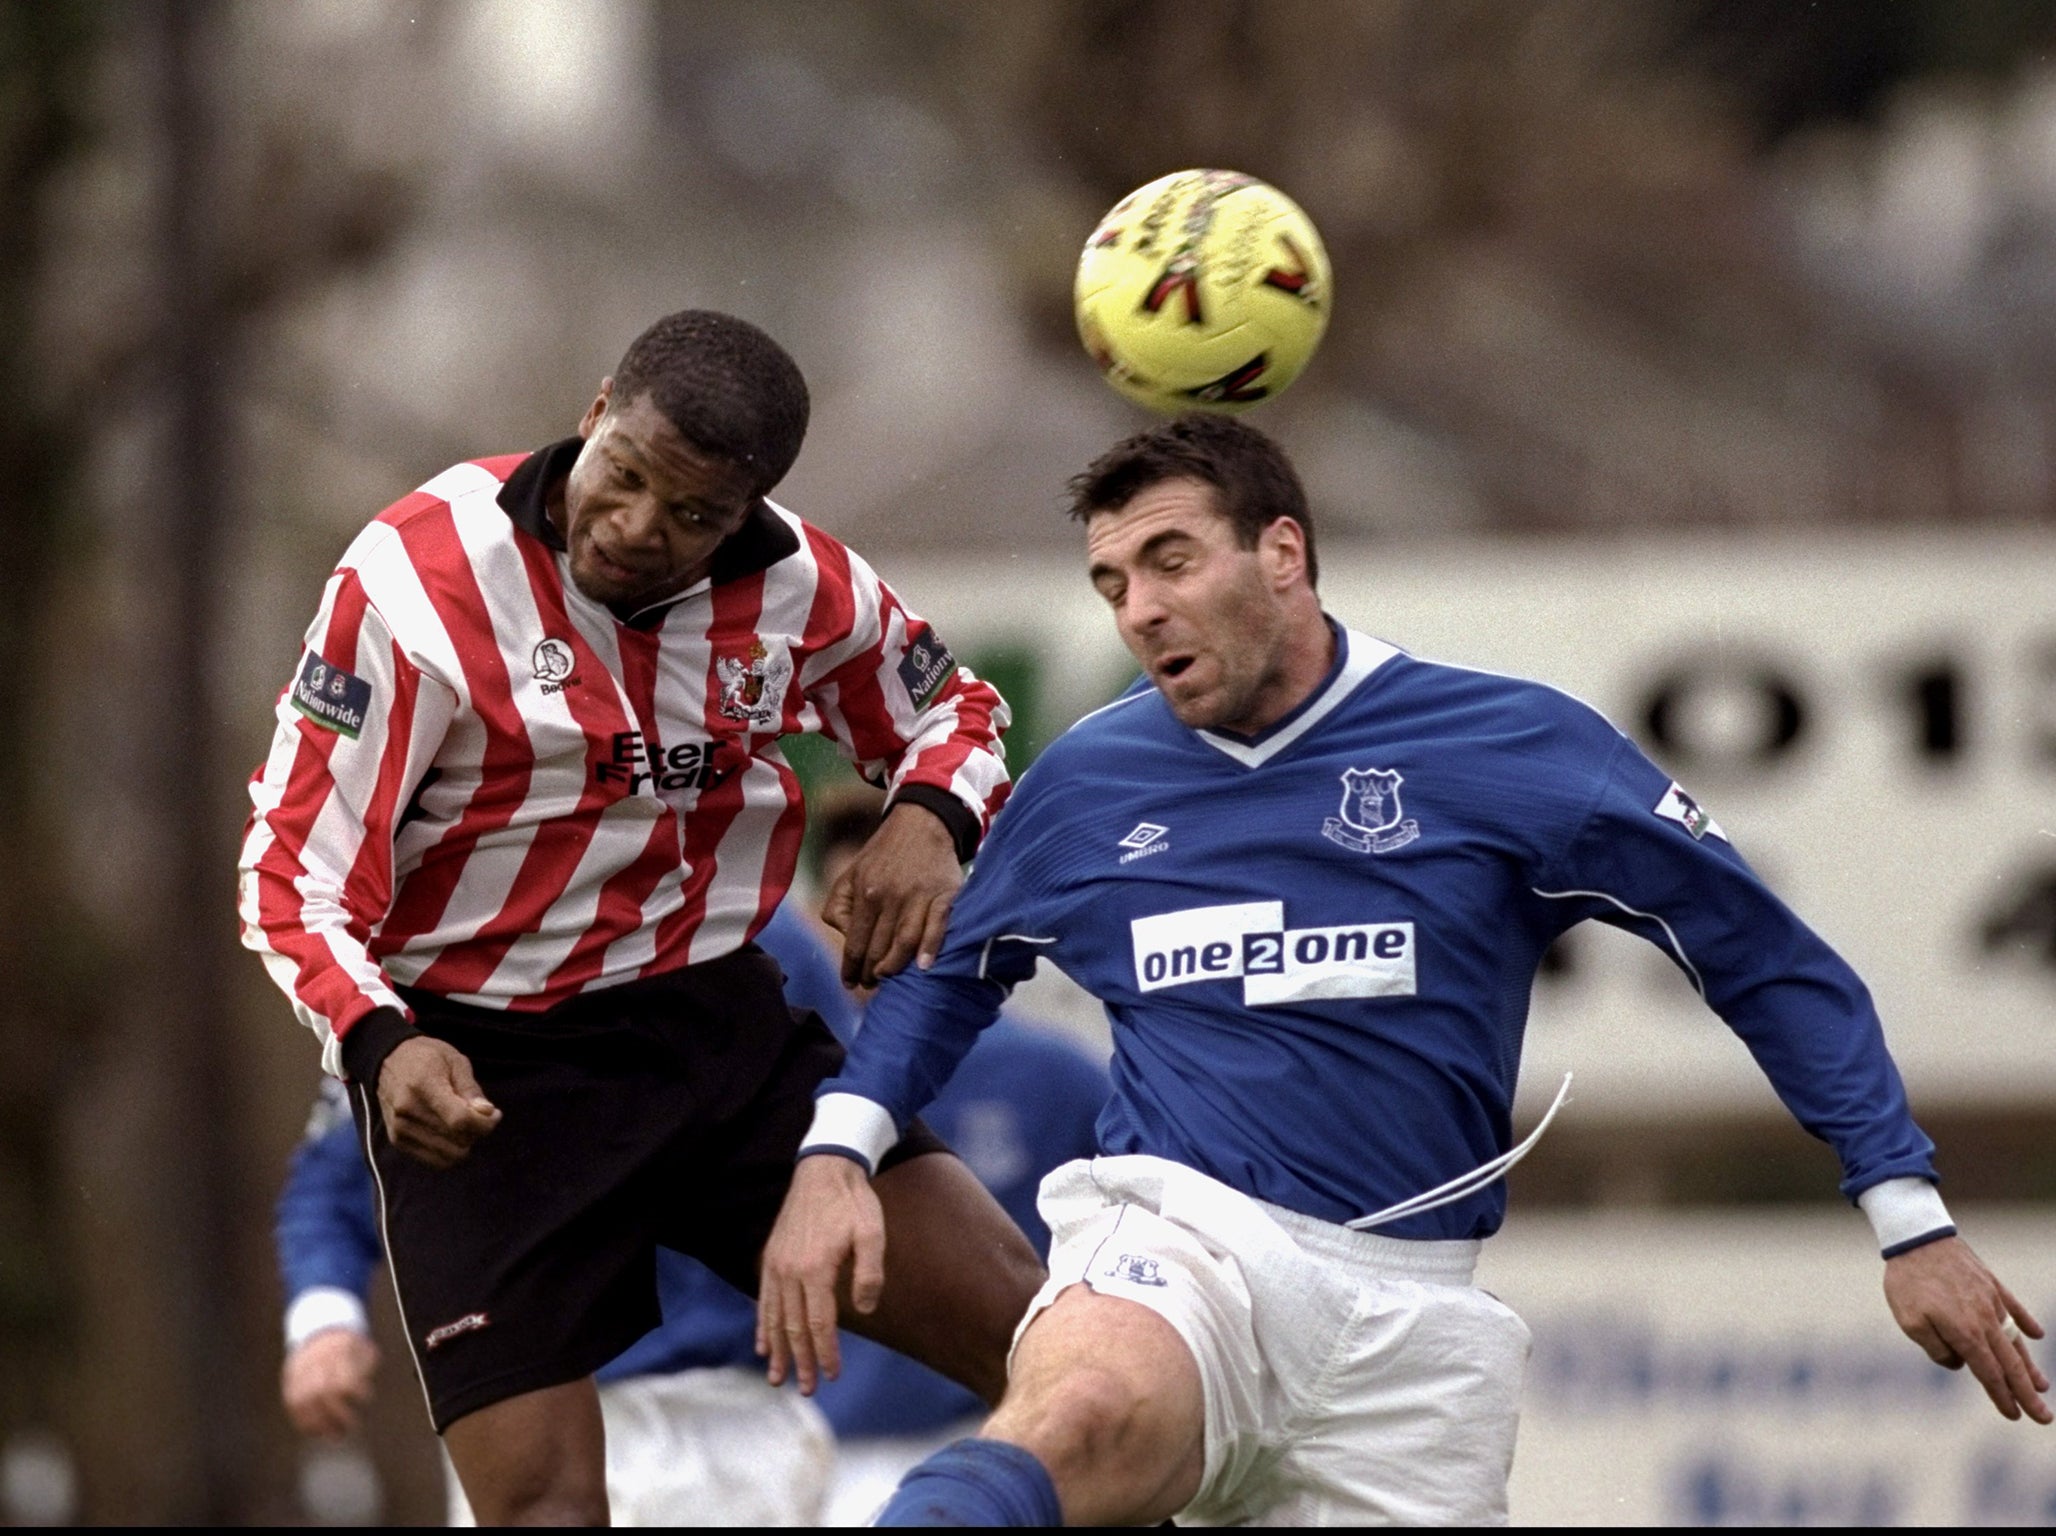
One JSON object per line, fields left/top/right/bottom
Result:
{"left": 1880, "top": 1224, "right": 1958, "bottom": 1260}
{"left": 338, "top": 1005, "right": 422, "bottom": 1090}
{"left": 889, "top": 784, "right": 981, "bottom": 863}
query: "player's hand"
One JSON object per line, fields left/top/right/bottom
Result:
{"left": 376, "top": 1035, "right": 501, "bottom": 1168}
{"left": 756, "top": 1154, "right": 887, "bottom": 1396}
{"left": 1884, "top": 1235, "right": 2051, "bottom": 1424}
{"left": 822, "top": 801, "right": 961, "bottom": 988}
{"left": 281, "top": 1327, "right": 380, "bottom": 1440}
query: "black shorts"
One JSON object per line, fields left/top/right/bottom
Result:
{"left": 348, "top": 944, "right": 948, "bottom": 1431}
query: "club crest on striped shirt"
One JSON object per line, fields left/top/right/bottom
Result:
{"left": 1321, "top": 766, "right": 1420, "bottom": 854}
{"left": 531, "top": 637, "right": 577, "bottom": 696}
{"left": 715, "top": 638, "right": 791, "bottom": 728}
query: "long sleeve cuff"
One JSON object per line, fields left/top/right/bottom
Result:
{"left": 888, "top": 784, "right": 981, "bottom": 863}
{"left": 338, "top": 1004, "right": 420, "bottom": 1089}
{"left": 285, "top": 1286, "right": 370, "bottom": 1349}
{"left": 1859, "top": 1177, "right": 1956, "bottom": 1258}
{"left": 798, "top": 1092, "right": 899, "bottom": 1177}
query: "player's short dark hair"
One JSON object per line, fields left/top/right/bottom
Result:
{"left": 612, "top": 310, "right": 810, "bottom": 497}
{"left": 1065, "top": 413, "right": 1318, "bottom": 587}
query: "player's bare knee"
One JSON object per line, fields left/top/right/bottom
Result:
{"left": 466, "top": 1467, "right": 609, "bottom": 1527}
{"left": 998, "top": 1363, "right": 1171, "bottom": 1488}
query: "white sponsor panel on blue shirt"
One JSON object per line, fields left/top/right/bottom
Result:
{"left": 1130, "top": 902, "right": 1417, "bottom": 1005}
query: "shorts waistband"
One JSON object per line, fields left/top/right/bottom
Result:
{"left": 1258, "top": 1200, "right": 1481, "bottom": 1285}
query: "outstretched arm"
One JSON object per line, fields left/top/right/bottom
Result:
{"left": 1883, "top": 1236, "right": 2050, "bottom": 1424}
{"left": 759, "top": 754, "right": 1059, "bottom": 1389}
{"left": 755, "top": 1153, "right": 887, "bottom": 1394}
{"left": 1539, "top": 731, "right": 2047, "bottom": 1424}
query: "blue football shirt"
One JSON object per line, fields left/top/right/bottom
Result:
{"left": 827, "top": 625, "right": 1937, "bottom": 1240}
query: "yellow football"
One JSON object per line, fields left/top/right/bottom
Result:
{"left": 1074, "top": 169, "right": 1332, "bottom": 415}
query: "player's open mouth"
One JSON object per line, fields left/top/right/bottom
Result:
{"left": 588, "top": 546, "right": 647, "bottom": 584}
{"left": 1158, "top": 656, "right": 1196, "bottom": 681}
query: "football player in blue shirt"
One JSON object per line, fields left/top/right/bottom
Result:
{"left": 758, "top": 413, "right": 2050, "bottom": 1527}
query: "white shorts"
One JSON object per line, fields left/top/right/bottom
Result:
{"left": 819, "top": 1416, "right": 984, "bottom": 1527}
{"left": 1016, "top": 1155, "right": 1531, "bottom": 1527}
{"left": 445, "top": 1366, "right": 834, "bottom": 1526}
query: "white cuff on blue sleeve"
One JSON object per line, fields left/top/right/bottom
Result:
{"left": 285, "top": 1286, "right": 370, "bottom": 1350}
{"left": 799, "top": 1092, "right": 899, "bottom": 1177}
{"left": 1858, "top": 1177, "right": 1956, "bottom": 1258}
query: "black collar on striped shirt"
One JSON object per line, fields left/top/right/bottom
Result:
{"left": 498, "top": 436, "right": 803, "bottom": 627}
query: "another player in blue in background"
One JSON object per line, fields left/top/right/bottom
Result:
{"left": 760, "top": 414, "right": 2050, "bottom": 1527}
{"left": 277, "top": 901, "right": 856, "bottom": 1526}
{"left": 796, "top": 795, "right": 1107, "bottom": 1524}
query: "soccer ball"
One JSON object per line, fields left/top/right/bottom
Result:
{"left": 1074, "top": 169, "right": 1332, "bottom": 415}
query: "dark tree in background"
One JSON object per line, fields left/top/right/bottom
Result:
{"left": 0, "top": 0, "right": 112, "bottom": 1460}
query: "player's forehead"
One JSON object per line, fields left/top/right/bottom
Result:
{"left": 601, "top": 392, "right": 756, "bottom": 503}
{"left": 1084, "top": 476, "right": 1234, "bottom": 570}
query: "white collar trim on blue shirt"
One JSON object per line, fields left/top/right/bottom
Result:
{"left": 1194, "top": 627, "right": 1401, "bottom": 768}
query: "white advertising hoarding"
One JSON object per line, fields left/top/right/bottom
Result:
{"left": 1479, "top": 1210, "right": 2056, "bottom": 1525}
{"left": 887, "top": 536, "right": 2056, "bottom": 1117}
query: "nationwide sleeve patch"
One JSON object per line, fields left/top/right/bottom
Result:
{"left": 897, "top": 629, "right": 957, "bottom": 710}
{"left": 292, "top": 650, "right": 373, "bottom": 740}
{"left": 1654, "top": 780, "right": 1726, "bottom": 843}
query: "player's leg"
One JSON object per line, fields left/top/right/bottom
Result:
{"left": 870, "top": 1285, "right": 1206, "bottom": 1527}
{"left": 845, "top": 1149, "right": 1046, "bottom": 1406}
{"left": 348, "top": 995, "right": 680, "bottom": 1529}
{"left": 442, "top": 1379, "right": 609, "bottom": 1525}
{"left": 981, "top": 1283, "right": 1205, "bottom": 1525}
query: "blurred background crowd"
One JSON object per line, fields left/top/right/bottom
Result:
{"left": 2, "top": 0, "right": 2053, "bottom": 1524}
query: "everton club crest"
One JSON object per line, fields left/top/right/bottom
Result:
{"left": 715, "top": 638, "right": 791, "bottom": 729}
{"left": 1321, "top": 766, "right": 1420, "bottom": 854}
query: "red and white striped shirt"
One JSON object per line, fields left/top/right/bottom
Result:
{"left": 239, "top": 440, "right": 1010, "bottom": 1078}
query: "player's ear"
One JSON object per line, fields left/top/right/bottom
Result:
{"left": 1258, "top": 515, "right": 1307, "bottom": 591}
{"left": 577, "top": 379, "right": 614, "bottom": 440}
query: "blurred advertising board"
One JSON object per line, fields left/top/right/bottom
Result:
{"left": 887, "top": 536, "right": 2056, "bottom": 1116}
{"left": 1479, "top": 1210, "right": 2056, "bottom": 1525}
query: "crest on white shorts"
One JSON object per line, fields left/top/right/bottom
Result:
{"left": 1321, "top": 766, "right": 1420, "bottom": 854}
{"left": 1105, "top": 1253, "right": 1169, "bottom": 1288}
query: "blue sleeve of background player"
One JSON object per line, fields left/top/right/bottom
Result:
{"left": 275, "top": 1080, "right": 382, "bottom": 1306}
{"left": 757, "top": 901, "right": 861, "bottom": 1046}
{"left": 1535, "top": 733, "right": 1937, "bottom": 1201}
{"left": 821, "top": 777, "right": 1061, "bottom": 1131}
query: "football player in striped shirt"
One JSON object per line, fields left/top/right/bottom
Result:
{"left": 758, "top": 413, "right": 2049, "bottom": 1526}
{"left": 275, "top": 902, "right": 855, "bottom": 1525}
{"left": 238, "top": 311, "right": 1042, "bottom": 1524}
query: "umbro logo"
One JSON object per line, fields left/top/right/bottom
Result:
{"left": 1118, "top": 822, "right": 1169, "bottom": 864}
